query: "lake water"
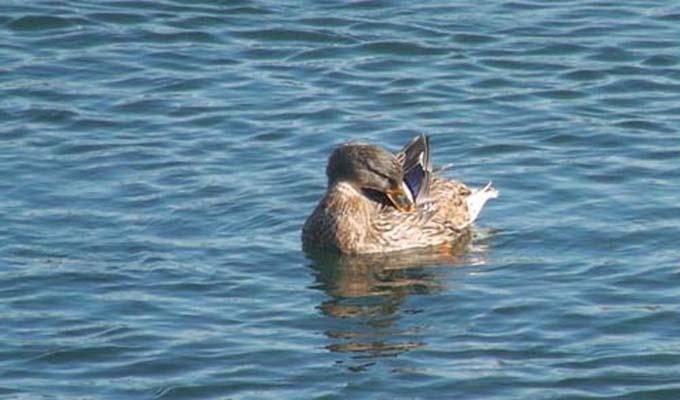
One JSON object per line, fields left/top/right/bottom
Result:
{"left": 2, "top": 1, "right": 680, "bottom": 399}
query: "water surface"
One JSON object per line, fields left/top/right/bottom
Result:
{"left": 2, "top": 1, "right": 680, "bottom": 399}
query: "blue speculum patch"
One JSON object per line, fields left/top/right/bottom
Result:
{"left": 404, "top": 164, "right": 424, "bottom": 201}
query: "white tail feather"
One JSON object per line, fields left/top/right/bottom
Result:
{"left": 466, "top": 181, "right": 498, "bottom": 224}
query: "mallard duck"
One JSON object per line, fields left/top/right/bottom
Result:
{"left": 302, "top": 135, "right": 497, "bottom": 254}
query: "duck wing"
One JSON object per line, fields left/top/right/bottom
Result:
{"left": 396, "top": 134, "right": 432, "bottom": 203}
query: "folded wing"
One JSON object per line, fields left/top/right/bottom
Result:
{"left": 396, "top": 134, "right": 432, "bottom": 203}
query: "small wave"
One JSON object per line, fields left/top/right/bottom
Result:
{"left": 7, "top": 15, "right": 88, "bottom": 31}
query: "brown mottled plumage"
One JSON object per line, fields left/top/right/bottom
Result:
{"left": 302, "top": 135, "right": 497, "bottom": 254}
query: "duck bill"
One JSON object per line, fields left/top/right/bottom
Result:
{"left": 386, "top": 183, "right": 414, "bottom": 212}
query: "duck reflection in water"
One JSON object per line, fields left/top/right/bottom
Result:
{"left": 307, "top": 230, "right": 488, "bottom": 362}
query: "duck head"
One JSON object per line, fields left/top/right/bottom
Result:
{"left": 326, "top": 143, "right": 414, "bottom": 212}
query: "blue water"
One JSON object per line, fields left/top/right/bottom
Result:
{"left": 2, "top": 1, "right": 680, "bottom": 398}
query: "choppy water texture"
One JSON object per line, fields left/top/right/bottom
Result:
{"left": 2, "top": 1, "right": 680, "bottom": 399}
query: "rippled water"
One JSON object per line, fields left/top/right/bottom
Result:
{"left": 2, "top": 1, "right": 680, "bottom": 398}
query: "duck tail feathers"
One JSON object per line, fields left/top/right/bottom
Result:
{"left": 466, "top": 181, "right": 498, "bottom": 223}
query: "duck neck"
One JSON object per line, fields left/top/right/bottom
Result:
{"left": 324, "top": 181, "right": 375, "bottom": 251}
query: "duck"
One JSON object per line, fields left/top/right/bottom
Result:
{"left": 302, "top": 134, "right": 498, "bottom": 254}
